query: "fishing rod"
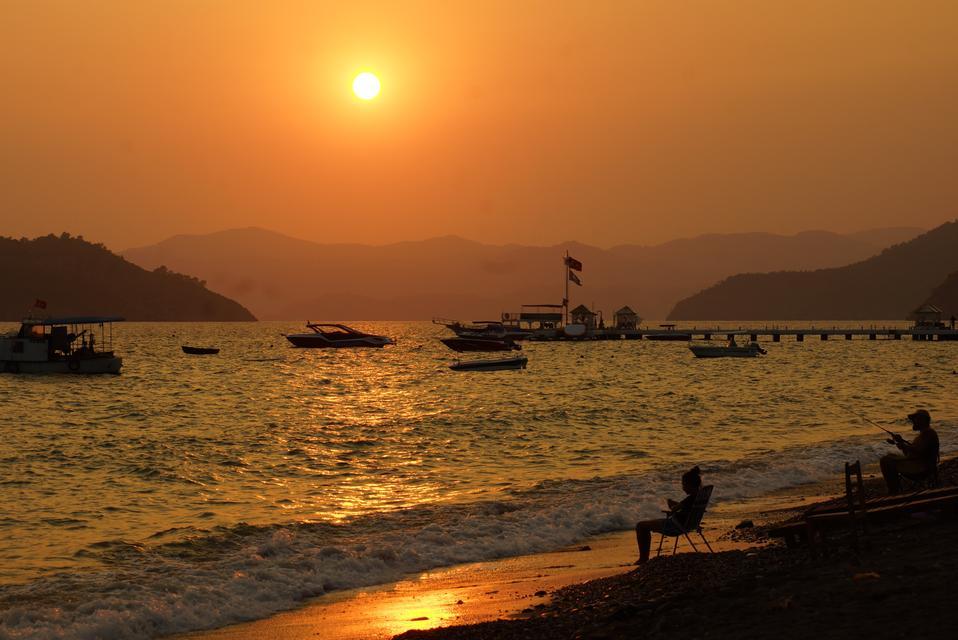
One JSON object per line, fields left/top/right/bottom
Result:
{"left": 828, "top": 399, "right": 901, "bottom": 441}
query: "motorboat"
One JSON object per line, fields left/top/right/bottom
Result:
{"left": 286, "top": 323, "right": 393, "bottom": 348}
{"left": 689, "top": 340, "right": 766, "bottom": 358}
{"left": 433, "top": 318, "right": 531, "bottom": 341}
{"left": 440, "top": 336, "right": 521, "bottom": 352}
{"left": 182, "top": 346, "right": 220, "bottom": 355}
{"left": 0, "top": 316, "right": 124, "bottom": 374}
{"left": 449, "top": 355, "right": 528, "bottom": 372}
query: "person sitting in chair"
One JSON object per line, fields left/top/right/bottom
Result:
{"left": 880, "top": 409, "right": 939, "bottom": 494}
{"left": 635, "top": 466, "right": 702, "bottom": 564}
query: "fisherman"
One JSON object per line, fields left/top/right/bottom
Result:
{"left": 879, "top": 409, "right": 939, "bottom": 494}
{"left": 635, "top": 466, "right": 702, "bottom": 564}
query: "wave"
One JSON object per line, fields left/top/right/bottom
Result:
{"left": 0, "top": 430, "right": 948, "bottom": 640}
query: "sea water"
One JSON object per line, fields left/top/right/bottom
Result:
{"left": 0, "top": 321, "right": 955, "bottom": 639}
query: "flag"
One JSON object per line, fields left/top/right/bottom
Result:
{"left": 34, "top": 298, "right": 47, "bottom": 309}
{"left": 569, "top": 271, "right": 582, "bottom": 286}
{"left": 565, "top": 256, "right": 583, "bottom": 271}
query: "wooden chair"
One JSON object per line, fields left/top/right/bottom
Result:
{"left": 805, "top": 461, "right": 867, "bottom": 551}
{"left": 655, "top": 485, "right": 716, "bottom": 557}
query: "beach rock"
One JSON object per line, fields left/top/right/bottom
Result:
{"left": 735, "top": 519, "right": 754, "bottom": 529}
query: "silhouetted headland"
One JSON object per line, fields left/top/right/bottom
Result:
{"left": 0, "top": 234, "right": 255, "bottom": 321}
{"left": 669, "top": 220, "right": 958, "bottom": 320}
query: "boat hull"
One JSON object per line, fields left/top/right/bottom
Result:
{"left": 440, "top": 337, "right": 520, "bottom": 352}
{"left": 182, "top": 346, "right": 220, "bottom": 355}
{"left": 689, "top": 345, "right": 763, "bottom": 358}
{"left": 1, "top": 356, "right": 123, "bottom": 374}
{"left": 449, "top": 356, "right": 528, "bottom": 372}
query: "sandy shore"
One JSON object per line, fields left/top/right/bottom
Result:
{"left": 176, "top": 490, "right": 790, "bottom": 640}
{"left": 178, "top": 459, "right": 958, "bottom": 640}
{"left": 398, "top": 459, "right": 958, "bottom": 640}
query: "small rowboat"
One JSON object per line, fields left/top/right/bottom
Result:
{"left": 182, "top": 346, "right": 220, "bottom": 355}
{"left": 449, "top": 356, "right": 528, "bottom": 372}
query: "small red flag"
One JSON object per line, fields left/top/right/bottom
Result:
{"left": 34, "top": 298, "right": 47, "bottom": 309}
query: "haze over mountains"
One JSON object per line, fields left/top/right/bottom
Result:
{"left": 0, "top": 235, "right": 255, "bottom": 321}
{"left": 123, "top": 226, "right": 922, "bottom": 321}
{"left": 668, "top": 221, "right": 958, "bottom": 320}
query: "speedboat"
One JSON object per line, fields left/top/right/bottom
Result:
{"left": 689, "top": 340, "right": 766, "bottom": 358}
{"left": 286, "top": 323, "right": 393, "bottom": 348}
{"left": 449, "top": 355, "right": 528, "bottom": 372}
{"left": 440, "top": 336, "right": 521, "bottom": 352}
{"left": 0, "top": 316, "right": 124, "bottom": 374}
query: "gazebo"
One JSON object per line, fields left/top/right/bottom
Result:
{"left": 569, "top": 304, "right": 597, "bottom": 328}
{"left": 614, "top": 306, "right": 641, "bottom": 330}
{"left": 911, "top": 303, "right": 944, "bottom": 328}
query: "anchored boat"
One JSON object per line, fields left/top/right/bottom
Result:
{"left": 689, "top": 339, "right": 766, "bottom": 358}
{"left": 182, "top": 346, "right": 220, "bottom": 355}
{"left": 286, "top": 323, "right": 393, "bottom": 348}
{"left": 0, "top": 316, "right": 124, "bottom": 374}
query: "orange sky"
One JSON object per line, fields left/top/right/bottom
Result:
{"left": 1, "top": 1, "right": 956, "bottom": 249}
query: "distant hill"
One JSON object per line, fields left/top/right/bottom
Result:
{"left": 925, "top": 271, "right": 958, "bottom": 318}
{"left": 668, "top": 221, "right": 958, "bottom": 320}
{"left": 122, "top": 226, "right": 923, "bottom": 321}
{"left": 0, "top": 234, "right": 255, "bottom": 321}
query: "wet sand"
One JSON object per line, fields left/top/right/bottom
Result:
{"left": 177, "top": 496, "right": 772, "bottom": 640}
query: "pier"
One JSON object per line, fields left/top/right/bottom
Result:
{"left": 525, "top": 325, "right": 958, "bottom": 342}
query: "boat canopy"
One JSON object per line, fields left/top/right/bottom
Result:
{"left": 31, "top": 316, "right": 125, "bottom": 326}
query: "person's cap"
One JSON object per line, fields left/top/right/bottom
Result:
{"left": 908, "top": 409, "right": 931, "bottom": 425}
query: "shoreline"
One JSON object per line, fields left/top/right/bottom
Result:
{"left": 178, "top": 472, "right": 855, "bottom": 640}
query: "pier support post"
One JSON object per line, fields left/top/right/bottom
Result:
{"left": 773, "top": 334, "right": 780, "bottom": 342}
{"left": 894, "top": 332, "right": 901, "bottom": 340}
{"left": 845, "top": 334, "right": 852, "bottom": 341}
{"left": 821, "top": 334, "right": 828, "bottom": 341}
{"left": 797, "top": 334, "right": 804, "bottom": 342}
{"left": 869, "top": 334, "right": 876, "bottom": 340}
{"left": 750, "top": 334, "right": 758, "bottom": 342}
{"left": 703, "top": 333, "right": 711, "bottom": 340}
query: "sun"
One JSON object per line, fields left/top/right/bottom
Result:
{"left": 352, "top": 72, "right": 381, "bottom": 100}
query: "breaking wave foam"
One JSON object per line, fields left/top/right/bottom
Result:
{"left": 0, "top": 431, "right": 947, "bottom": 640}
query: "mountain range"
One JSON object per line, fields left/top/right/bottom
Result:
{"left": 668, "top": 221, "right": 958, "bottom": 320}
{"left": 0, "top": 234, "right": 255, "bottom": 321}
{"left": 122, "top": 226, "right": 923, "bottom": 321}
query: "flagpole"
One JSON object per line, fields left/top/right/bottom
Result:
{"left": 564, "top": 250, "right": 569, "bottom": 326}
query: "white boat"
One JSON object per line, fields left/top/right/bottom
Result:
{"left": 0, "top": 316, "right": 124, "bottom": 374}
{"left": 286, "top": 323, "right": 393, "bottom": 348}
{"left": 449, "top": 355, "right": 528, "bottom": 372}
{"left": 689, "top": 339, "right": 766, "bottom": 358}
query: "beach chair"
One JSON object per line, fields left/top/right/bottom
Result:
{"left": 655, "top": 485, "right": 715, "bottom": 557}
{"left": 806, "top": 461, "right": 868, "bottom": 552}
{"left": 900, "top": 444, "right": 941, "bottom": 492}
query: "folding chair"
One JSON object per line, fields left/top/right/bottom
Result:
{"left": 655, "top": 485, "right": 716, "bottom": 557}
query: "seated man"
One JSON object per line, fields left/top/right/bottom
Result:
{"left": 880, "top": 409, "right": 939, "bottom": 494}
